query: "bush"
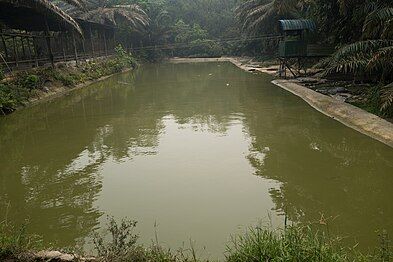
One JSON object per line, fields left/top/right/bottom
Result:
{"left": 0, "top": 221, "right": 41, "bottom": 260}
{"left": 0, "top": 52, "right": 138, "bottom": 116}
{"left": 226, "top": 224, "right": 391, "bottom": 262}
{"left": 115, "top": 45, "right": 138, "bottom": 69}
{"left": 93, "top": 217, "right": 181, "bottom": 262}
{"left": 0, "top": 85, "right": 17, "bottom": 115}
{"left": 12, "top": 74, "right": 41, "bottom": 90}
{"left": 0, "top": 83, "right": 29, "bottom": 114}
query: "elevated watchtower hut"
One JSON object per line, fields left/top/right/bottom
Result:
{"left": 277, "top": 19, "right": 332, "bottom": 77}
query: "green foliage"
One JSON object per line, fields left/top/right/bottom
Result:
{"left": 92, "top": 216, "right": 190, "bottom": 262}
{"left": 235, "top": 0, "right": 300, "bottom": 35}
{"left": 115, "top": 44, "right": 138, "bottom": 69}
{"left": 93, "top": 217, "right": 139, "bottom": 260}
{"left": 0, "top": 52, "right": 138, "bottom": 116}
{"left": 0, "top": 221, "right": 41, "bottom": 260}
{"left": 188, "top": 39, "right": 223, "bottom": 58}
{"left": 0, "top": 216, "right": 391, "bottom": 261}
{"left": 0, "top": 83, "right": 29, "bottom": 114}
{"left": 226, "top": 224, "right": 391, "bottom": 262}
{"left": 0, "top": 85, "right": 18, "bottom": 115}
{"left": 11, "top": 73, "right": 42, "bottom": 90}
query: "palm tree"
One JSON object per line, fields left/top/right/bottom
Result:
{"left": 319, "top": 7, "right": 393, "bottom": 115}
{"left": 319, "top": 8, "right": 393, "bottom": 79}
{"left": 235, "top": 0, "right": 299, "bottom": 35}
{"left": 80, "top": 2, "right": 149, "bottom": 32}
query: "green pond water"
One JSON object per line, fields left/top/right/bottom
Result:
{"left": 0, "top": 62, "right": 392, "bottom": 259}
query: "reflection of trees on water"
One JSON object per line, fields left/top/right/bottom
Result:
{"left": 0, "top": 62, "right": 249, "bottom": 247}
{"left": 0, "top": 62, "right": 392, "bottom": 249}
{"left": 240, "top": 80, "right": 393, "bottom": 247}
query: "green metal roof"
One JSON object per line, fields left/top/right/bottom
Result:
{"left": 279, "top": 19, "right": 316, "bottom": 31}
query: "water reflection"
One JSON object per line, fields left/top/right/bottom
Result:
{"left": 0, "top": 62, "right": 392, "bottom": 256}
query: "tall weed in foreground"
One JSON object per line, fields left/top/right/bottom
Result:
{"left": 0, "top": 204, "right": 41, "bottom": 260}
{"left": 225, "top": 224, "right": 391, "bottom": 262}
{"left": 92, "top": 216, "right": 200, "bottom": 262}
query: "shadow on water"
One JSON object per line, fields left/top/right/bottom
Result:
{"left": 0, "top": 62, "right": 392, "bottom": 256}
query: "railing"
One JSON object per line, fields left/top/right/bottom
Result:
{"left": 0, "top": 30, "right": 116, "bottom": 72}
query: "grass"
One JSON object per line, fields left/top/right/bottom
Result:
{"left": 0, "top": 204, "right": 42, "bottom": 261}
{"left": 1, "top": 215, "right": 390, "bottom": 262}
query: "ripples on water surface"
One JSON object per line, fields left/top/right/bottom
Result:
{"left": 0, "top": 62, "right": 392, "bottom": 259}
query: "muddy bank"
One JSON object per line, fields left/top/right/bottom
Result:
{"left": 26, "top": 67, "right": 134, "bottom": 108}
{"left": 0, "top": 51, "right": 137, "bottom": 115}
{"left": 170, "top": 57, "right": 393, "bottom": 148}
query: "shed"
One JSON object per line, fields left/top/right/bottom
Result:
{"left": 277, "top": 19, "right": 332, "bottom": 78}
{"left": 279, "top": 19, "right": 316, "bottom": 33}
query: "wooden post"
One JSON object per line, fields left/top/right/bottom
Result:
{"left": 89, "top": 25, "right": 94, "bottom": 57}
{"left": 33, "top": 36, "right": 39, "bottom": 67}
{"left": 81, "top": 37, "right": 86, "bottom": 59}
{"left": 113, "top": 29, "right": 116, "bottom": 49}
{"left": 12, "top": 36, "right": 18, "bottom": 68}
{"left": 20, "top": 36, "right": 26, "bottom": 59}
{"left": 61, "top": 33, "right": 66, "bottom": 62}
{"left": 71, "top": 31, "right": 78, "bottom": 64}
{"left": 26, "top": 36, "right": 34, "bottom": 67}
{"left": 103, "top": 29, "right": 108, "bottom": 56}
{"left": 1, "top": 34, "right": 8, "bottom": 59}
{"left": 45, "top": 19, "right": 54, "bottom": 67}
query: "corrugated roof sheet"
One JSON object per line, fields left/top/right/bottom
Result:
{"left": 279, "top": 19, "right": 316, "bottom": 31}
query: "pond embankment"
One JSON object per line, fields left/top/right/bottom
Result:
{"left": 0, "top": 50, "right": 137, "bottom": 115}
{"left": 170, "top": 57, "right": 393, "bottom": 148}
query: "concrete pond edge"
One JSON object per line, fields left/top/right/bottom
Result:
{"left": 170, "top": 57, "right": 393, "bottom": 148}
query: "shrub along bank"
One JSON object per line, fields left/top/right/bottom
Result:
{"left": 1, "top": 217, "right": 391, "bottom": 262}
{"left": 0, "top": 45, "right": 138, "bottom": 115}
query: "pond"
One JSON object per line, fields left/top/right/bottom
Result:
{"left": 0, "top": 62, "right": 392, "bottom": 259}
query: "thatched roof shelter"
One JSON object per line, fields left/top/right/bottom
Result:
{"left": 0, "top": 0, "right": 82, "bottom": 35}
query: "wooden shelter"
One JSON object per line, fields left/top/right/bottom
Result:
{"left": 277, "top": 19, "right": 332, "bottom": 77}
{"left": 0, "top": 0, "right": 116, "bottom": 71}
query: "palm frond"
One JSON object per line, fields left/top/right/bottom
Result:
{"left": 0, "top": 0, "right": 83, "bottom": 35}
{"left": 367, "top": 46, "right": 393, "bottom": 73}
{"left": 380, "top": 83, "right": 393, "bottom": 112}
{"left": 332, "top": 40, "right": 393, "bottom": 59}
{"left": 81, "top": 4, "right": 149, "bottom": 31}
{"left": 363, "top": 8, "right": 393, "bottom": 39}
{"left": 235, "top": 0, "right": 297, "bottom": 35}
